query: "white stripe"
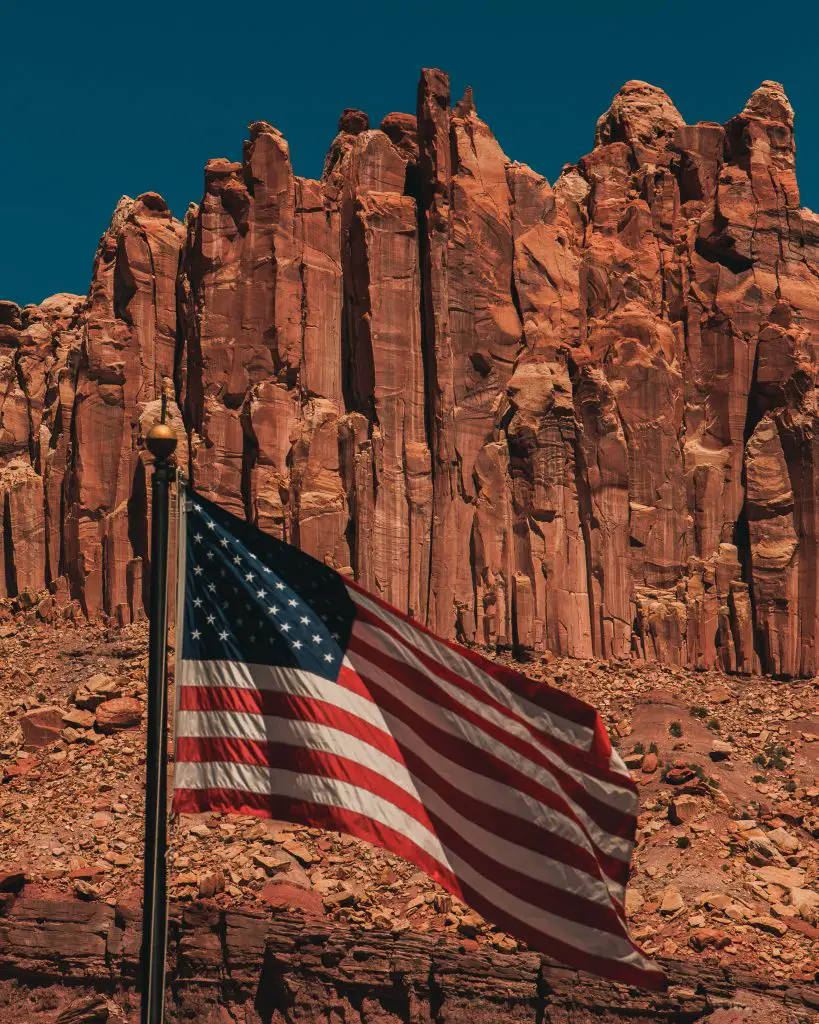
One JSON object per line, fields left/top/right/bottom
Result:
{"left": 350, "top": 611, "right": 635, "bottom": 810}
{"left": 349, "top": 587, "right": 599, "bottom": 756}
{"left": 175, "top": 759, "right": 653, "bottom": 970}
{"left": 177, "top": 659, "right": 631, "bottom": 866}
{"left": 177, "top": 710, "right": 616, "bottom": 907}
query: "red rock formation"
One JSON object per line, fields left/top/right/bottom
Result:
{"left": 66, "top": 194, "right": 186, "bottom": 623}
{"left": 1, "top": 895, "right": 816, "bottom": 1022}
{"left": 4, "top": 71, "right": 819, "bottom": 677}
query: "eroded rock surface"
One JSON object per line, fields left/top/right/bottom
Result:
{"left": 4, "top": 72, "right": 819, "bottom": 675}
{"left": 1, "top": 895, "right": 817, "bottom": 1023}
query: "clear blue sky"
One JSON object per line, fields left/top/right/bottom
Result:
{"left": 3, "top": 0, "right": 818, "bottom": 306}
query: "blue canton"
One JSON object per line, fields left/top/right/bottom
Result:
{"left": 181, "top": 488, "right": 355, "bottom": 681}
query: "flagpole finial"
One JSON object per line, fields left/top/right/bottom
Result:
{"left": 147, "top": 420, "right": 177, "bottom": 462}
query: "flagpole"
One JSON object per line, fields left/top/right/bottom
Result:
{"left": 140, "top": 399, "right": 177, "bottom": 1024}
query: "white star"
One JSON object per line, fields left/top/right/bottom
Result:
{"left": 220, "top": 537, "right": 229, "bottom": 547}
{"left": 218, "top": 630, "right": 229, "bottom": 641}
{"left": 193, "top": 566, "right": 203, "bottom": 576}
{"left": 206, "top": 551, "right": 215, "bottom": 560}
{"left": 268, "top": 605, "right": 279, "bottom": 616}
{"left": 300, "top": 616, "right": 309, "bottom": 625}
{"left": 324, "top": 653, "right": 334, "bottom": 663}
{"left": 193, "top": 533, "right": 203, "bottom": 544}
{"left": 237, "top": 617, "right": 244, "bottom": 626}
{"left": 207, "top": 582, "right": 216, "bottom": 592}
{"left": 262, "top": 566, "right": 272, "bottom": 574}
{"left": 233, "top": 554, "right": 242, "bottom": 564}
{"left": 331, "top": 632, "right": 340, "bottom": 641}
{"left": 193, "top": 503, "right": 202, "bottom": 512}
{"left": 249, "top": 634, "right": 256, "bottom": 642}
{"left": 206, "top": 520, "right": 216, "bottom": 530}
{"left": 206, "top": 614, "right": 215, "bottom": 625}
{"left": 193, "top": 597, "right": 203, "bottom": 608}
{"left": 312, "top": 634, "right": 322, "bottom": 644}
{"left": 191, "top": 630, "right": 201, "bottom": 640}
{"left": 292, "top": 640, "right": 302, "bottom": 650}
{"left": 281, "top": 623, "right": 291, "bottom": 633}
{"left": 249, "top": 552, "right": 257, "bottom": 560}
{"left": 275, "top": 582, "right": 285, "bottom": 591}
{"left": 256, "top": 589, "right": 266, "bottom": 599}
{"left": 245, "top": 572, "right": 255, "bottom": 582}
{"left": 288, "top": 599, "right": 298, "bottom": 608}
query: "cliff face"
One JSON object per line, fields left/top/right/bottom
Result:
{"left": 3, "top": 71, "right": 819, "bottom": 677}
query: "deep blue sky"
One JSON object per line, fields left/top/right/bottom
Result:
{"left": 3, "top": 0, "right": 819, "bottom": 306}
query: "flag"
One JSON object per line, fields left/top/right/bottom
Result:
{"left": 172, "top": 487, "right": 664, "bottom": 990}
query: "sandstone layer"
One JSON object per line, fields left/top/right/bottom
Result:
{"left": 2, "top": 895, "right": 817, "bottom": 1023}
{"left": 3, "top": 73, "right": 819, "bottom": 676}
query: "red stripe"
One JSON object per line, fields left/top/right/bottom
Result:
{"left": 353, "top": 604, "right": 634, "bottom": 794}
{"left": 349, "top": 625, "right": 637, "bottom": 843}
{"left": 172, "top": 785, "right": 664, "bottom": 991}
{"left": 345, "top": 576, "right": 617, "bottom": 765}
{"left": 176, "top": 733, "right": 626, "bottom": 931}
{"left": 179, "top": 679, "right": 630, "bottom": 888}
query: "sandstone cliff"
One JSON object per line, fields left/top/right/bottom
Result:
{"left": 3, "top": 72, "right": 819, "bottom": 677}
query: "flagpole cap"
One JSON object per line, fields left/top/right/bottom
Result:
{"left": 146, "top": 421, "right": 178, "bottom": 462}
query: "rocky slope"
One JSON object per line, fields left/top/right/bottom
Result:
{"left": 1, "top": 613, "right": 817, "bottom": 1021}
{"left": 3, "top": 71, "right": 819, "bottom": 675}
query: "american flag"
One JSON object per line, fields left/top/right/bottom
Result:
{"left": 172, "top": 488, "right": 664, "bottom": 990}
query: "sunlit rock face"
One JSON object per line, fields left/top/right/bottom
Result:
{"left": 5, "top": 73, "right": 819, "bottom": 678}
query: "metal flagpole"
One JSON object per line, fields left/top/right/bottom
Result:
{"left": 140, "top": 396, "right": 177, "bottom": 1024}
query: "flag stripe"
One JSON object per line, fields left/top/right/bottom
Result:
{"left": 341, "top": 649, "right": 632, "bottom": 890}
{"left": 351, "top": 591, "right": 597, "bottom": 753}
{"left": 349, "top": 624, "right": 637, "bottom": 833}
{"left": 176, "top": 680, "right": 630, "bottom": 892}
{"left": 347, "top": 579, "right": 621, "bottom": 761}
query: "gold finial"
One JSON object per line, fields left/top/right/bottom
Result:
{"left": 146, "top": 394, "right": 178, "bottom": 461}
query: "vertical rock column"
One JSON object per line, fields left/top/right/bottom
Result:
{"left": 180, "top": 121, "right": 350, "bottom": 569}
{"left": 505, "top": 162, "right": 592, "bottom": 657}
{"left": 66, "top": 194, "right": 185, "bottom": 621}
{"left": 417, "top": 72, "right": 524, "bottom": 644}
{"left": 14, "top": 295, "right": 84, "bottom": 587}
{"left": 339, "top": 127, "right": 432, "bottom": 616}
